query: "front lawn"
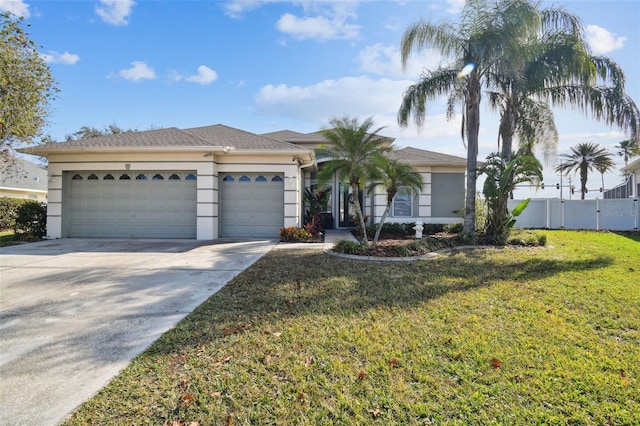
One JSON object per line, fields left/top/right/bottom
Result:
{"left": 64, "top": 231, "right": 639, "bottom": 425}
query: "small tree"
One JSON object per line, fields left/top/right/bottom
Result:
{"left": 303, "top": 187, "right": 330, "bottom": 237}
{"left": 1, "top": 12, "right": 57, "bottom": 159}
{"left": 478, "top": 149, "right": 542, "bottom": 243}
{"left": 369, "top": 159, "right": 423, "bottom": 249}
{"left": 317, "top": 116, "right": 391, "bottom": 243}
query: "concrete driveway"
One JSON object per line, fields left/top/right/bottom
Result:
{"left": 0, "top": 238, "right": 277, "bottom": 426}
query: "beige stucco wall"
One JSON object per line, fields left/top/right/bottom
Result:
{"left": 0, "top": 188, "right": 47, "bottom": 202}
{"left": 45, "top": 151, "right": 305, "bottom": 240}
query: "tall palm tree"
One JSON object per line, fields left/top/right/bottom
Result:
{"left": 615, "top": 139, "right": 640, "bottom": 168}
{"left": 556, "top": 142, "right": 614, "bottom": 199}
{"left": 399, "top": 0, "right": 541, "bottom": 237}
{"left": 369, "top": 159, "right": 423, "bottom": 249}
{"left": 317, "top": 116, "right": 391, "bottom": 242}
{"left": 492, "top": 21, "right": 640, "bottom": 163}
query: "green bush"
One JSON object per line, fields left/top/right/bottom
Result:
{"left": 333, "top": 239, "right": 368, "bottom": 255}
{"left": 507, "top": 230, "right": 547, "bottom": 247}
{"left": 366, "top": 222, "right": 449, "bottom": 239}
{"left": 1, "top": 197, "right": 46, "bottom": 238}
{"left": 443, "top": 222, "right": 463, "bottom": 234}
{"left": 279, "top": 227, "right": 313, "bottom": 242}
{"left": 14, "top": 200, "right": 47, "bottom": 238}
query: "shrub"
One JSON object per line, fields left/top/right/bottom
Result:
{"left": 333, "top": 239, "right": 368, "bottom": 255}
{"left": 279, "top": 227, "right": 313, "bottom": 242}
{"left": 14, "top": 200, "right": 47, "bottom": 238}
{"left": 1, "top": 197, "right": 46, "bottom": 238}
{"left": 443, "top": 223, "right": 463, "bottom": 234}
{"left": 507, "top": 230, "right": 547, "bottom": 247}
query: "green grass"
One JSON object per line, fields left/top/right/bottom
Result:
{"left": 63, "top": 231, "right": 639, "bottom": 425}
{"left": 0, "top": 230, "right": 16, "bottom": 247}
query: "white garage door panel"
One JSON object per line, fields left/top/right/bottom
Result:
{"left": 67, "top": 171, "right": 197, "bottom": 238}
{"left": 220, "top": 173, "right": 284, "bottom": 238}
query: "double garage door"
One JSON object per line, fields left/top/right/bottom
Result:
{"left": 66, "top": 171, "right": 285, "bottom": 239}
{"left": 67, "top": 171, "right": 197, "bottom": 238}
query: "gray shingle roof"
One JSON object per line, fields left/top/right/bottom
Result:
{"left": 388, "top": 147, "right": 466, "bottom": 166}
{"left": 32, "top": 127, "right": 208, "bottom": 149}
{"left": 260, "top": 130, "right": 307, "bottom": 142}
{"left": 0, "top": 156, "right": 48, "bottom": 192}
{"left": 183, "top": 124, "right": 305, "bottom": 150}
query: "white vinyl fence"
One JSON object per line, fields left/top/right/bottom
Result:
{"left": 508, "top": 198, "right": 639, "bottom": 231}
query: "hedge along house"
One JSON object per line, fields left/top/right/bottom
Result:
{"left": 21, "top": 124, "right": 466, "bottom": 240}
{"left": 21, "top": 125, "right": 315, "bottom": 240}
{"left": 262, "top": 130, "right": 467, "bottom": 229}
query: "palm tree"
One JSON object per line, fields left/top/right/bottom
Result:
{"left": 556, "top": 142, "right": 614, "bottom": 199}
{"left": 615, "top": 139, "right": 640, "bottom": 168}
{"left": 491, "top": 11, "right": 640, "bottom": 163}
{"left": 398, "top": 0, "right": 542, "bottom": 237}
{"left": 369, "top": 159, "right": 423, "bottom": 249}
{"left": 317, "top": 116, "right": 391, "bottom": 242}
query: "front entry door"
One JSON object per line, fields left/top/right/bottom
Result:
{"left": 338, "top": 183, "right": 363, "bottom": 228}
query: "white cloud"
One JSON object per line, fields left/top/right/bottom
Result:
{"left": 117, "top": 61, "right": 155, "bottom": 81}
{"left": 0, "top": 0, "right": 29, "bottom": 17}
{"left": 276, "top": 2, "right": 361, "bottom": 41}
{"left": 41, "top": 51, "right": 80, "bottom": 65}
{"left": 186, "top": 65, "right": 218, "bottom": 85}
{"left": 222, "top": 0, "right": 283, "bottom": 19}
{"left": 357, "top": 43, "right": 444, "bottom": 79}
{"left": 585, "top": 25, "right": 627, "bottom": 54}
{"left": 446, "top": 0, "right": 465, "bottom": 14}
{"left": 96, "top": 0, "right": 135, "bottom": 26}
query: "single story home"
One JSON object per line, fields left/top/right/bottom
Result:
{"left": 20, "top": 124, "right": 466, "bottom": 240}
{"left": 0, "top": 156, "right": 48, "bottom": 202}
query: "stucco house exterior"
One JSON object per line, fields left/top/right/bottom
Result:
{"left": 21, "top": 124, "right": 466, "bottom": 240}
{"left": 0, "top": 156, "right": 48, "bottom": 202}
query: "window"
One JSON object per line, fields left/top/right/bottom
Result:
{"left": 152, "top": 174, "right": 164, "bottom": 180}
{"left": 239, "top": 175, "right": 250, "bottom": 182}
{"left": 223, "top": 175, "right": 234, "bottom": 182}
{"left": 168, "top": 174, "right": 180, "bottom": 180}
{"left": 271, "top": 176, "right": 283, "bottom": 182}
{"left": 255, "top": 175, "right": 267, "bottom": 182}
{"left": 135, "top": 174, "right": 148, "bottom": 180}
{"left": 185, "top": 174, "right": 197, "bottom": 180}
{"left": 71, "top": 174, "right": 83, "bottom": 180}
{"left": 103, "top": 173, "right": 115, "bottom": 180}
{"left": 88, "top": 173, "right": 99, "bottom": 180}
{"left": 393, "top": 188, "right": 413, "bottom": 217}
{"left": 119, "top": 174, "right": 131, "bottom": 180}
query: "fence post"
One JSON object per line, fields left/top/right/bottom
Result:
{"left": 596, "top": 199, "right": 600, "bottom": 231}
{"left": 560, "top": 199, "right": 565, "bottom": 229}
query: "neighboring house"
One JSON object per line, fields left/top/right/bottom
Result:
{"left": 20, "top": 124, "right": 466, "bottom": 240}
{"left": 604, "top": 158, "right": 640, "bottom": 199}
{"left": 0, "top": 156, "right": 48, "bottom": 202}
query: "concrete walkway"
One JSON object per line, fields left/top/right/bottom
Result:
{"left": 273, "top": 229, "right": 358, "bottom": 251}
{"left": 0, "top": 238, "right": 277, "bottom": 426}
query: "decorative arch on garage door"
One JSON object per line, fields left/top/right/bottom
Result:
{"left": 65, "top": 171, "right": 197, "bottom": 238}
{"left": 220, "top": 173, "right": 284, "bottom": 238}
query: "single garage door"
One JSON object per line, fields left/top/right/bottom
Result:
{"left": 66, "top": 171, "right": 197, "bottom": 238}
{"left": 220, "top": 173, "right": 284, "bottom": 238}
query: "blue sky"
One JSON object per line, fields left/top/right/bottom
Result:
{"left": 3, "top": 0, "right": 639, "bottom": 198}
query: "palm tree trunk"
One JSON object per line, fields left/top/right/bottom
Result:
{"left": 580, "top": 166, "right": 588, "bottom": 200}
{"left": 351, "top": 182, "right": 368, "bottom": 243}
{"left": 463, "top": 78, "right": 481, "bottom": 235}
{"left": 372, "top": 204, "right": 391, "bottom": 249}
{"left": 499, "top": 109, "right": 516, "bottom": 160}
